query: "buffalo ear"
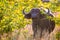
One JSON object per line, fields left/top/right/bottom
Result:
{"left": 25, "top": 13, "right": 31, "bottom": 19}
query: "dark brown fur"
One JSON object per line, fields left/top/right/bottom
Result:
{"left": 22, "top": 8, "right": 55, "bottom": 38}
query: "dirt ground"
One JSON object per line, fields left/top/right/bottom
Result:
{"left": 15, "top": 24, "right": 60, "bottom": 40}
{"left": 0, "top": 24, "right": 60, "bottom": 40}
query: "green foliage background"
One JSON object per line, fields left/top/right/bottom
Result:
{"left": 0, "top": 0, "right": 60, "bottom": 34}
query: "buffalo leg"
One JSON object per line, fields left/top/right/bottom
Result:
{"left": 32, "top": 23, "right": 37, "bottom": 38}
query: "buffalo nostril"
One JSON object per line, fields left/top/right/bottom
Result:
{"left": 31, "top": 14, "right": 37, "bottom": 18}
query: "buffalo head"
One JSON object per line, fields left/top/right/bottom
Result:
{"left": 22, "top": 8, "right": 40, "bottom": 19}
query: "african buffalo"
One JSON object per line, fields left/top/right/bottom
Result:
{"left": 22, "top": 8, "right": 55, "bottom": 39}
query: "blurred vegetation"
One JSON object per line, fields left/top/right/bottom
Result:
{"left": 56, "top": 31, "right": 60, "bottom": 40}
{"left": 0, "top": 0, "right": 60, "bottom": 40}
